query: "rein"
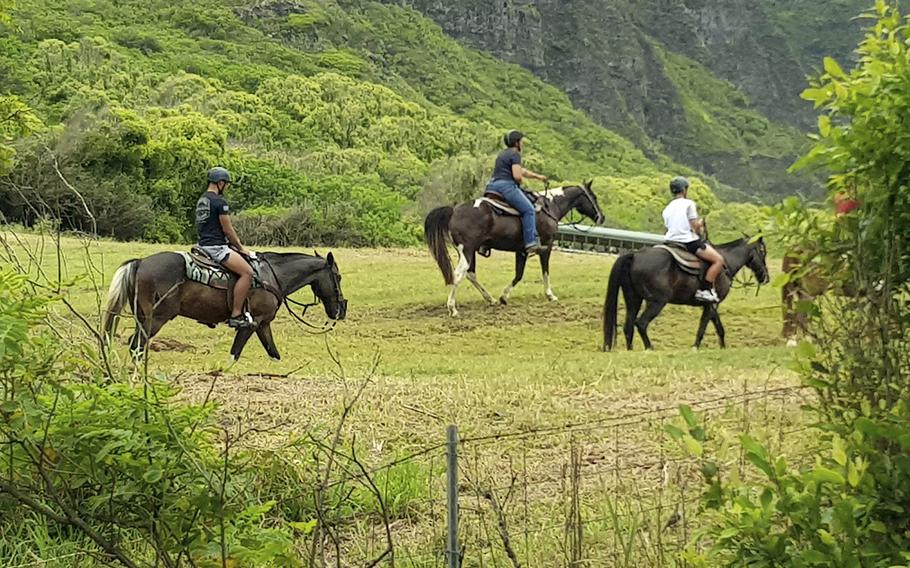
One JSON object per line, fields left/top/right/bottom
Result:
{"left": 259, "top": 254, "right": 338, "bottom": 335}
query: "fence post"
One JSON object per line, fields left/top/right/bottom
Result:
{"left": 446, "top": 424, "right": 460, "bottom": 568}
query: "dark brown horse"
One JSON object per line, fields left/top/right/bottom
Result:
{"left": 424, "top": 182, "right": 605, "bottom": 316}
{"left": 603, "top": 237, "right": 769, "bottom": 351}
{"left": 103, "top": 251, "right": 347, "bottom": 361}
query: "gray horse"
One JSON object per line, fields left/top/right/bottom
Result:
{"left": 424, "top": 182, "right": 605, "bottom": 316}
{"left": 103, "top": 251, "right": 347, "bottom": 361}
{"left": 603, "top": 238, "right": 769, "bottom": 351}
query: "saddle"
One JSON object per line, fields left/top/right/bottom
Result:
{"left": 654, "top": 242, "right": 703, "bottom": 276}
{"left": 474, "top": 192, "right": 543, "bottom": 216}
{"left": 182, "top": 246, "right": 265, "bottom": 291}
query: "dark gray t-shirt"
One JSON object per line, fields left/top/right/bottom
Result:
{"left": 492, "top": 148, "right": 522, "bottom": 181}
{"left": 195, "top": 191, "right": 230, "bottom": 246}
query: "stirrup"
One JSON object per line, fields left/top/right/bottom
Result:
{"left": 227, "top": 312, "right": 255, "bottom": 329}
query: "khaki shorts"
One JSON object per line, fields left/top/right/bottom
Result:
{"left": 199, "top": 244, "right": 231, "bottom": 263}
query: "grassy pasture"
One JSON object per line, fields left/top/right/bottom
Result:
{"left": 2, "top": 230, "right": 805, "bottom": 564}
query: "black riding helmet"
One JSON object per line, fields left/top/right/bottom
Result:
{"left": 670, "top": 176, "right": 689, "bottom": 195}
{"left": 503, "top": 130, "right": 525, "bottom": 148}
{"left": 207, "top": 167, "right": 232, "bottom": 184}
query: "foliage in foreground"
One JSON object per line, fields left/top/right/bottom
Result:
{"left": 0, "top": 269, "right": 302, "bottom": 566}
{"left": 678, "top": 3, "right": 910, "bottom": 566}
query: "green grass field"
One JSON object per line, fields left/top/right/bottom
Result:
{"left": 1, "top": 229, "right": 804, "bottom": 564}
{"left": 3, "top": 230, "right": 797, "bottom": 436}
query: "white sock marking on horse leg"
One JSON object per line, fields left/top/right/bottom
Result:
{"left": 447, "top": 245, "right": 468, "bottom": 316}
{"left": 500, "top": 283, "right": 514, "bottom": 304}
{"left": 466, "top": 272, "right": 495, "bottom": 304}
{"left": 543, "top": 272, "right": 558, "bottom": 302}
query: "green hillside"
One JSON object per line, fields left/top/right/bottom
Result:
{"left": 0, "top": 0, "right": 765, "bottom": 245}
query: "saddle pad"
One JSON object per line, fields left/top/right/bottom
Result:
{"left": 654, "top": 244, "right": 702, "bottom": 275}
{"left": 179, "top": 252, "right": 264, "bottom": 290}
{"left": 473, "top": 196, "right": 543, "bottom": 216}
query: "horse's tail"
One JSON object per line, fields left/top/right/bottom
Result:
{"left": 424, "top": 206, "right": 455, "bottom": 286}
{"left": 603, "top": 253, "right": 633, "bottom": 351}
{"left": 103, "top": 259, "right": 140, "bottom": 339}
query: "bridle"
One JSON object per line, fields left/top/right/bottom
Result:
{"left": 562, "top": 184, "right": 604, "bottom": 227}
{"left": 260, "top": 255, "right": 344, "bottom": 335}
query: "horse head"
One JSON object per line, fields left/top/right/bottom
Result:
{"left": 746, "top": 236, "right": 771, "bottom": 285}
{"left": 573, "top": 180, "right": 605, "bottom": 225}
{"left": 312, "top": 252, "right": 348, "bottom": 320}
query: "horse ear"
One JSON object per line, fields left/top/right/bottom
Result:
{"left": 585, "top": 179, "right": 593, "bottom": 189}
{"left": 326, "top": 252, "right": 335, "bottom": 266}
{"left": 314, "top": 249, "right": 322, "bottom": 258}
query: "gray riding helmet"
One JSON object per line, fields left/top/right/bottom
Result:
{"left": 670, "top": 176, "right": 689, "bottom": 194}
{"left": 207, "top": 167, "right": 232, "bottom": 184}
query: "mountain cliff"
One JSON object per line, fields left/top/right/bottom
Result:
{"left": 384, "top": 0, "right": 869, "bottom": 200}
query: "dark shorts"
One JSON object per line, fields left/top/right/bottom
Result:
{"left": 683, "top": 239, "right": 707, "bottom": 255}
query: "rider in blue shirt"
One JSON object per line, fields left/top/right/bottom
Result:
{"left": 485, "top": 130, "right": 548, "bottom": 255}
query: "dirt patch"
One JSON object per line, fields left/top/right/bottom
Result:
{"left": 149, "top": 338, "right": 196, "bottom": 352}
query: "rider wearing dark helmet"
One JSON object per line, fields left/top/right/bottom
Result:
{"left": 485, "top": 130, "right": 548, "bottom": 255}
{"left": 662, "top": 176, "right": 725, "bottom": 303}
{"left": 195, "top": 167, "right": 255, "bottom": 329}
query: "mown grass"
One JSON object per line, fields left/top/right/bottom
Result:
{"left": 2, "top": 229, "right": 804, "bottom": 564}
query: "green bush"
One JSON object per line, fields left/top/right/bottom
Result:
{"left": 682, "top": 5, "right": 910, "bottom": 566}
{"left": 0, "top": 270, "right": 300, "bottom": 566}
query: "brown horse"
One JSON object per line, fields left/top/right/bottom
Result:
{"left": 424, "top": 182, "right": 605, "bottom": 316}
{"left": 780, "top": 251, "right": 856, "bottom": 346}
{"left": 103, "top": 251, "right": 347, "bottom": 361}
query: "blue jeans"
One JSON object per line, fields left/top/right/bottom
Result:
{"left": 486, "top": 179, "right": 539, "bottom": 248}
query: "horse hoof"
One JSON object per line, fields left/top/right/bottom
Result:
{"left": 786, "top": 339, "right": 798, "bottom": 348}
{"left": 449, "top": 309, "right": 459, "bottom": 318}
{"left": 691, "top": 346, "right": 699, "bottom": 352}
{"left": 499, "top": 297, "right": 508, "bottom": 305}
{"left": 547, "top": 295, "right": 559, "bottom": 303}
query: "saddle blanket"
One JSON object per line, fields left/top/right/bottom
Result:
{"left": 179, "top": 252, "right": 265, "bottom": 290}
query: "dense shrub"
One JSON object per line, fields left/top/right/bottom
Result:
{"left": 680, "top": 5, "right": 910, "bottom": 566}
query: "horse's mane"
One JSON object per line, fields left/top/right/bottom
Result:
{"left": 260, "top": 251, "right": 321, "bottom": 259}
{"left": 715, "top": 237, "right": 750, "bottom": 250}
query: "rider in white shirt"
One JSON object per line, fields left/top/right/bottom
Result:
{"left": 662, "top": 177, "right": 725, "bottom": 303}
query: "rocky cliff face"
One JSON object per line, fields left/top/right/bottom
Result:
{"left": 387, "top": 0, "right": 868, "bottom": 199}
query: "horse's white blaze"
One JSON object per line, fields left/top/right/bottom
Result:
{"left": 447, "top": 244, "right": 469, "bottom": 316}
{"left": 543, "top": 272, "right": 558, "bottom": 302}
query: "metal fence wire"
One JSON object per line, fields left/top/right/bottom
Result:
{"left": 10, "top": 385, "right": 812, "bottom": 567}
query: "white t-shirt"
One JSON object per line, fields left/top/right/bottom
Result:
{"left": 662, "top": 198, "right": 699, "bottom": 242}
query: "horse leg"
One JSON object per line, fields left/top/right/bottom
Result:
{"left": 465, "top": 249, "right": 496, "bottom": 305}
{"left": 635, "top": 300, "right": 667, "bottom": 351}
{"left": 500, "top": 252, "right": 528, "bottom": 305}
{"left": 540, "top": 248, "right": 558, "bottom": 302}
{"left": 623, "top": 292, "right": 643, "bottom": 351}
{"left": 447, "top": 244, "right": 470, "bottom": 317}
{"left": 128, "top": 311, "right": 173, "bottom": 357}
{"left": 226, "top": 328, "right": 254, "bottom": 364}
{"left": 711, "top": 308, "right": 726, "bottom": 349}
{"left": 782, "top": 280, "right": 798, "bottom": 346}
{"left": 256, "top": 322, "right": 281, "bottom": 361}
{"left": 694, "top": 305, "right": 713, "bottom": 349}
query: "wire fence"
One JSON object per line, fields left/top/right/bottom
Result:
{"left": 8, "top": 384, "right": 814, "bottom": 567}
